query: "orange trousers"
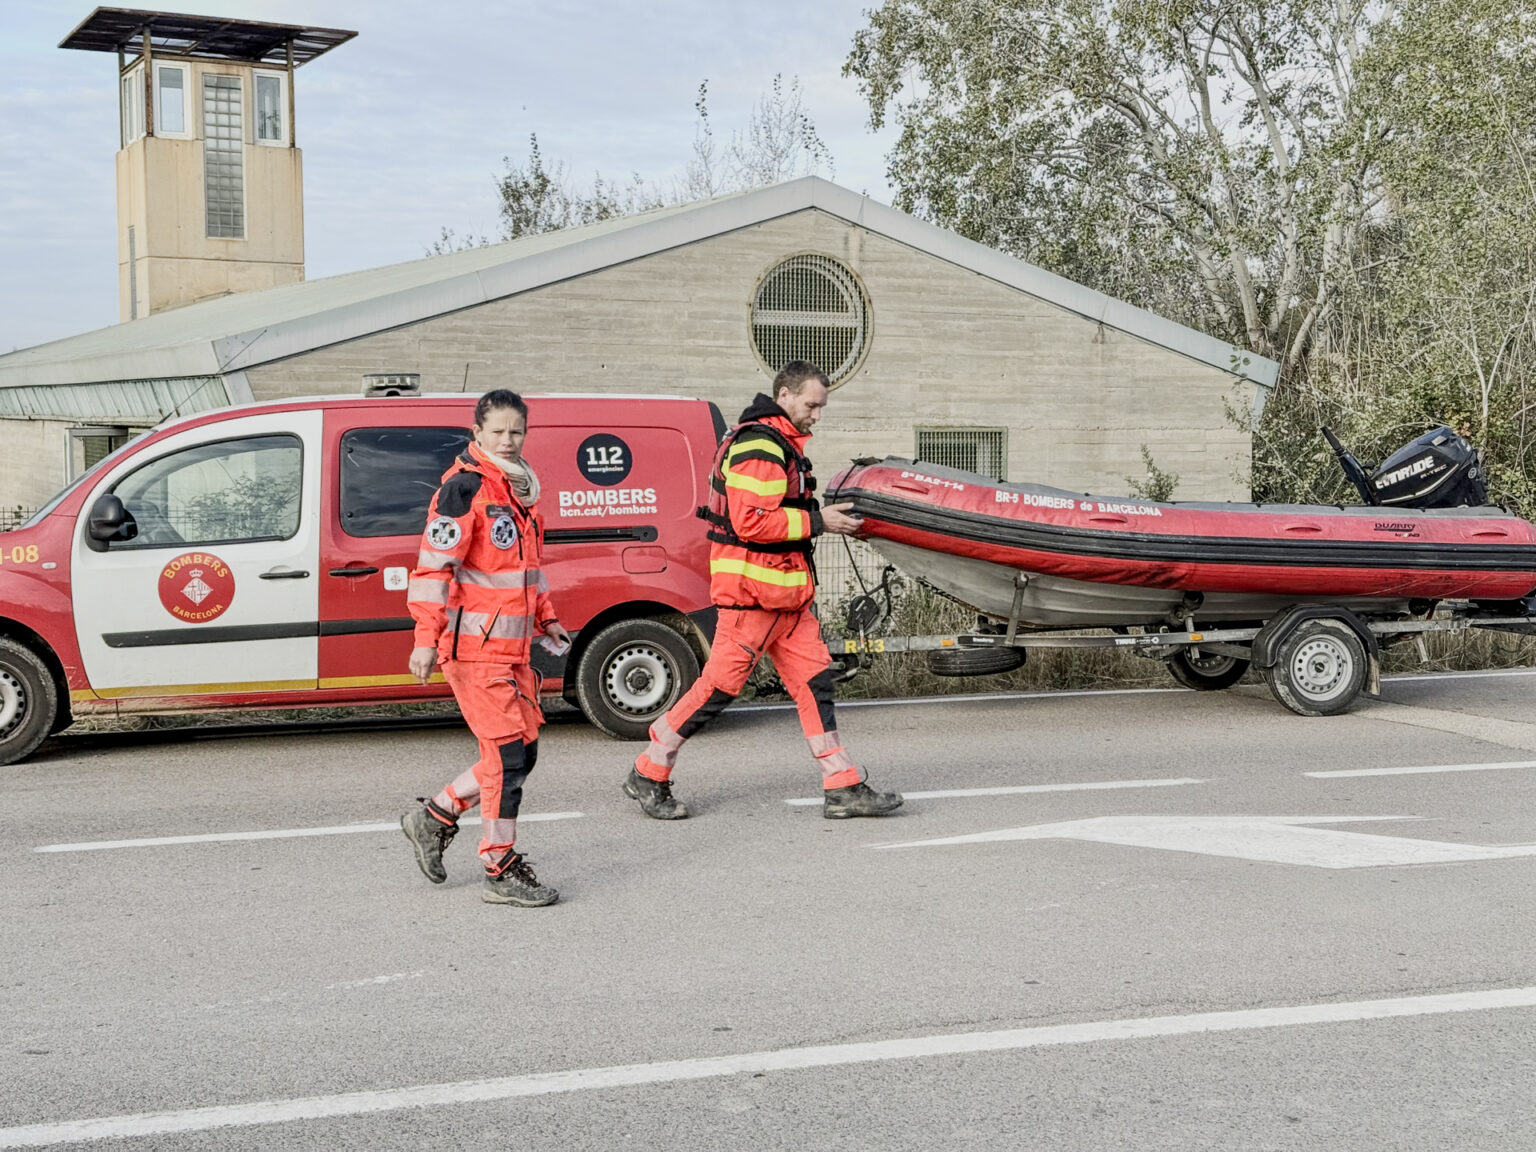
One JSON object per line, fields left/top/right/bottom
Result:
{"left": 635, "top": 606, "right": 862, "bottom": 790}
{"left": 434, "top": 661, "right": 543, "bottom": 870}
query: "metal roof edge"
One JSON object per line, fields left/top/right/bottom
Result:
{"left": 214, "top": 183, "right": 822, "bottom": 372}
{"left": 0, "top": 341, "right": 223, "bottom": 389}
{"left": 799, "top": 178, "right": 1281, "bottom": 388}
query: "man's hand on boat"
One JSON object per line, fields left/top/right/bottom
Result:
{"left": 822, "top": 502, "right": 864, "bottom": 536}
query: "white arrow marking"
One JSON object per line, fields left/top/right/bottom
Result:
{"left": 880, "top": 815, "right": 1536, "bottom": 869}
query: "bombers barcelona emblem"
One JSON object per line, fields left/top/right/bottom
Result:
{"left": 157, "top": 552, "right": 235, "bottom": 624}
{"left": 426, "top": 516, "right": 462, "bottom": 550}
{"left": 490, "top": 514, "right": 518, "bottom": 550}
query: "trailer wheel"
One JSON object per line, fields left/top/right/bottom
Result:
{"left": 574, "top": 619, "right": 701, "bottom": 741}
{"left": 1166, "top": 649, "right": 1249, "bottom": 691}
{"left": 1264, "top": 619, "right": 1366, "bottom": 716}
{"left": 0, "top": 638, "right": 58, "bottom": 767}
{"left": 926, "top": 645, "right": 1026, "bottom": 678}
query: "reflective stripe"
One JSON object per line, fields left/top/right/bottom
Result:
{"left": 709, "top": 557, "right": 809, "bottom": 587}
{"left": 784, "top": 508, "right": 809, "bottom": 540}
{"left": 458, "top": 611, "right": 535, "bottom": 639}
{"left": 408, "top": 578, "right": 450, "bottom": 604}
{"left": 728, "top": 436, "right": 784, "bottom": 463}
{"left": 725, "top": 470, "right": 788, "bottom": 496}
{"left": 459, "top": 567, "right": 542, "bottom": 590}
{"left": 416, "top": 548, "right": 461, "bottom": 570}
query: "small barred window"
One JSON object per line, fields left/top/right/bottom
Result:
{"left": 750, "top": 254, "right": 871, "bottom": 384}
{"left": 915, "top": 428, "right": 1009, "bottom": 481}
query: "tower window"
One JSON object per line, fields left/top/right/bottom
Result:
{"left": 203, "top": 74, "right": 244, "bottom": 238}
{"left": 156, "top": 65, "right": 187, "bottom": 136}
{"left": 121, "top": 65, "right": 145, "bottom": 145}
{"left": 255, "top": 72, "right": 287, "bottom": 145}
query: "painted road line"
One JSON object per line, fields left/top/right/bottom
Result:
{"left": 879, "top": 814, "right": 1536, "bottom": 869}
{"left": 1357, "top": 701, "right": 1536, "bottom": 754}
{"left": 33, "top": 812, "right": 584, "bottom": 854}
{"left": 1309, "top": 760, "right": 1536, "bottom": 778}
{"left": 784, "top": 777, "right": 1204, "bottom": 806}
{"left": 3, "top": 986, "right": 1535, "bottom": 1147}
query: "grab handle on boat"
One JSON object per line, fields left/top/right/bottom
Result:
{"left": 1088, "top": 514, "right": 1127, "bottom": 525}
{"left": 1282, "top": 523, "right": 1325, "bottom": 533}
{"left": 891, "top": 480, "right": 931, "bottom": 495}
{"left": 1467, "top": 527, "right": 1510, "bottom": 538}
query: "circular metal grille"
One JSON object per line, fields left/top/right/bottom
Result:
{"left": 750, "top": 254, "right": 871, "bottom": 384}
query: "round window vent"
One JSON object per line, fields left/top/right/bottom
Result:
{"left": 750, "top": 254, "right": 871, "bottom": 385}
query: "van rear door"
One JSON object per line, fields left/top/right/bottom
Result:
{"left": 70, "top": 409, "right": 323, "bottom": 700}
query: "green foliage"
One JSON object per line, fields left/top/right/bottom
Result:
{"left": 1125, "top": 445, "right": 1179, "bottom": 501}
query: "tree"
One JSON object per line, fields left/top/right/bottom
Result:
{"left": 436, "top": 77, "right": 834, "bottom": 250}
{"left": 844, "top": 0, "right": 1376, "bottom": 377}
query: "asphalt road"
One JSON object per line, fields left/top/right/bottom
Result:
{"left": 4, "top": 669, "right": 1536, "bottom": 1149}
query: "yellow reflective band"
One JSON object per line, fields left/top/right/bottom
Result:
{"left": 728, "top": 436, "right": 785, "bottom": 464}
{"left": 724, "top": 470, "right": 788, "bottom": 496}
{"left": 710, "top": 557, "right": 809, "bottom": 587}
{"left": 784, "top": 507, "right": 808, "bottom": 540}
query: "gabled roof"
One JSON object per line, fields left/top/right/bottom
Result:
{"left": 0, "top": 177, "right": 1279, "bottom": 392}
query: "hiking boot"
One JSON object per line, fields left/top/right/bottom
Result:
{"left": 482, "top": 854, "right": 559, "bottom": 907}
{"left": 623, "top": 767, "right": 689, "bottom": 820}
{"left": 823, "top": 780, "right": 904, "bottom": 820}
{"left": 401, "top": 798, "right": 459, "bottom": 884}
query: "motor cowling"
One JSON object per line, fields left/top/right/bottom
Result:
{"left": 1368, "top": 426, "right": 1488, "bottom": 508}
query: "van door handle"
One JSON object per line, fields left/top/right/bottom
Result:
{"left": 260, "top": 567, "right": 311, "bottom": 580}
{"left": 328, "top": 566, "right": 379, "bottom": 577}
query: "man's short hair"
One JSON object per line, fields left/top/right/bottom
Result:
{"left": 772, "top": 361, "right": 830, "bottom": 397}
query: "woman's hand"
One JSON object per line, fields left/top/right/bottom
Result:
{"left": 409, "top": 646, "right": 439, "bottom": 685}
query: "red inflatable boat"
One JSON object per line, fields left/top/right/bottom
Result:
{"left": 826, "top": 449, "right": 1536, "bottom": 629}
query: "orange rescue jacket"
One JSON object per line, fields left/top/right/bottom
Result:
{"left": 698, "top": 393, "right": 824, "bottom": 611}
{"left": 408, "top": 442, "right": 559, "bottom": 663}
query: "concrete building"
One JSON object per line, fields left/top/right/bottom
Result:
{"left": 0, "top": 177, "right": 1277, "bottom": 515}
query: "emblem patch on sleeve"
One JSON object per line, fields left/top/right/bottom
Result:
{"left": 490, "top": 514, "right": 519, "bottom": 550}
{"left": 426, "top": 516, "right": 462, "bottom": 549}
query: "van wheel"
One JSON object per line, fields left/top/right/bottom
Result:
{"left": 0, "top": 638, "right": 59, "bottom": 767}
{"left": 575, "top": 619, "right": 701, "bottom": 741}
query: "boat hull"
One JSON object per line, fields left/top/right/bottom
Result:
{"left": 828, "top": 458, "right": 1536, "bottom": 624}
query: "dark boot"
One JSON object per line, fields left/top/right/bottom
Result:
{"left": 823, "top": 780, "right": 904, "bottom": 820}
{"left": 623, "top": 767, "right": 689, "bottom": 820}
{"left": 401, "top": 798, "right": 459, "bottom": 883}
{"left": 482, "top": 852, "right": 559, "bottom": 907}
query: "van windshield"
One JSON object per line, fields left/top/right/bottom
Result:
{"left": 8, "top": 432, "right": 152, "bottom": 532}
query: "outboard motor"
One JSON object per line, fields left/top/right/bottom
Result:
{"left": 1323, "top": 426, "right": 1488, "bottom": 509}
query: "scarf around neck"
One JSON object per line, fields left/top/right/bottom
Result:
{"left": 480, "top": 449, "right": 540, "bottom": 507}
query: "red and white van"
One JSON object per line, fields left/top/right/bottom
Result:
{"left": 0, "top": 394, "right": 725, "bottom": 766}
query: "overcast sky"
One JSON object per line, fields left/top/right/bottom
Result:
{"left": 0, "top": 0, "right": 897, "bottom": 353}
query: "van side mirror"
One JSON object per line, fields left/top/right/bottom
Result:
{"left": 87, "top": 493, "right": 138, "bottom": 550}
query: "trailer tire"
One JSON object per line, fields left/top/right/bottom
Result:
{"left": 1166, "top": 649, "right": 1249, "bottom": 691}
{"left": 0, "top": 637, "right": 58, "bottom": 767}
{"left": 926, "top": 645, "right": 1026, "bottom": 678}
{"left": 1263, "top": 619, "right": 1366, "bottom": 716}
{"left": 574, "top": 619, "right": 700, "bottom": 741}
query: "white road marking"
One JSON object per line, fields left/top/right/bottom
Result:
{"left": 3, "top": 986, "right": 1534, "bottom": 1147}
{"left": 324, "top": 972, "right": 425, "bottom": 991}
{"left": 33, "top": 812, "right": 584, "bottom": 854}
{"left": 784, "top": 777, "right": 1204, "bottom": 806}
{"left": 880, "top": 814, "right": 1536, "bottom": 868}
{"left": 1309, "top": 760, "right": 1536, "bottom": 778}
{"left": 1356, "top": 700, "right": 1536, "bottom": 754}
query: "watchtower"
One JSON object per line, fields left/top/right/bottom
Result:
{"left": 60, "top": 7, "right": 356, "bottom": 320}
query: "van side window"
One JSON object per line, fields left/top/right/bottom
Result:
{"left": 112, "top": 435, "right": 303, "bottom": 548}
{"left": 340, "top": 427, "right": 470, "bottom": 537}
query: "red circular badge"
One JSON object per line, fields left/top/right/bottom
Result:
{"left": 157, "top": 552, "right": 236, "bottom": 623}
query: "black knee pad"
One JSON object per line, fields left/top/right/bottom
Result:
{"left": 495, "top": 740, "right": 532, "bottom": 820}
{"left": 677, "top": 688, "right": 737, "bottom": 739}
{"left": 807, "top": 668, "right": 838, "bottom": 732}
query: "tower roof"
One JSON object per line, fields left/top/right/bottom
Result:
{"left": 59, "top": 7, "right": 355, "bottom": 66}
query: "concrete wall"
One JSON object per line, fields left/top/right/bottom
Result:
{"left": 244, "top": 210, "right": 1254, "bottom": 499}
{"left": 117, "top": 59, "right": 304, "bottom": 321}
{"left": 0, "top": 420, "right": 74, "bottom": 512}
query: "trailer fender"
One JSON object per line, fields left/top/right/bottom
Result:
{"left": 1251, "top": 605, "right": 1381, "bottom": 699}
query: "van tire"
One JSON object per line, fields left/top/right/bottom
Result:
{"left": 0, "top": 638, "right": 58, "bottom": 767}
{"left": 575, "top": 619, "right": 701, "bottom": 741}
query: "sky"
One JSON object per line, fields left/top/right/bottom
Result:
{"left": 0, "top": 0, "right": 899, "bottom": 354}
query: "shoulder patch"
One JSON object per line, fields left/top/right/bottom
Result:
{"left": 436, "top": 472, "right": 483, "bottom": 518}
